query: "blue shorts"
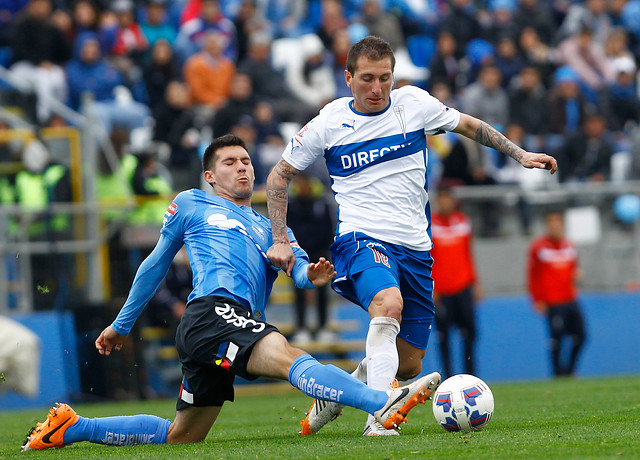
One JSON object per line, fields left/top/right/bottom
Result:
{"left": 330, "top": 232, "right": 435, "bottom": 349}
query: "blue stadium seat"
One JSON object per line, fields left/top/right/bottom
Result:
{"left": 406, "top": 35, "right": 437, "bottom": 68}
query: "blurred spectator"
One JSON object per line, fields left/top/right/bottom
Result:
{"left": 512, "top": 0, "right": 557, "bottom": 44}
{"left": 212, "top": 72, "right": 255, "bottom": 137}
{"left": 129, "top": 149, "right": 173, "bottom": 226}
{"left": 461, "top": 65, "right": 509, "bottom": 130}
{"left": 152, "top": 81, "right": 200, "bottom": 187}
{"left": 600, "top": 56, "right": 640, "bottom": 132}
{"left": 604, "top": 27, "right": 634, "bottom": 61}
{"left": 143, "top": 38, "right": 179, "bottom": 110}
{"left": 141, "top": 0, "right": 177, "bottom": 48}
{"left": 508, "top": 66, "right": 549, "bottom": 142}
{"left": 13, "top": 138, "right": 72, "bottom": 310}
{"left": 357, "top": 0, "right": 404, "bottom": 51}
{"left": 558, "top": 0, "right": 612, "bottom": 45}
{"left": 9, "top": 0, "right": 70, "bottom": 123}
{"left": 440, "top": 0, "right": 483, "bottom": 51}
{"left": 557, "top": 113, "right": 613, "bottom": 183}
{"left": 546, "top": 66, "right": 589, "bottom": 149}
{"left": 429, "top": 31, "right": 462, "bottom": 92}
{"left": 183, "top": 31, "right": 235, "bottom": 111}
{"left": 65, "top": 32, "right": 150, "bottom": 135}
{"left": 485, "top": 0, "right": 519, "bottom": 45}
{"left": 330, "top": 28, "right": 352, "bottom": 98}
{"left": 175, "top": 0, "right": 237, "bottom": 63}
{"left": 557, "top": 23, "right": 615, "bottom": 98}
{"left": 0, "top": 0, "right": 28, "bottom": 50}
{"left": 68, "top": 0, "right": 115, "bottom": 51}
{"left": 316, "top": 0, "right": 348, "bottom": 50}
{"left": 284, "top": 33, "right": 336, "bottom": 111}
{"left": 238, "top": 31, "right": 316, "bottom": 124}
{"left": 518, "top": 26, "right": 559, "bottom": 85}
{"left": 527, "top": 210, "right": 586, "bottom": 377}
{"left": 494, "top": 36, "right": 523, "bottom": 87}
{"left": 233, "top": 0, "right": 273, "bottom": 63}
{"left": 140, "top": 0, "right": 178, "bottom": 47}
{"left": 110, "top": 0, "right": 148, "bottom": 62}
{"left": 431, "top": 182, "right": 481, "bottom": 378}
{"left": 287, "top": 173, "right": 335, "bottom": 345}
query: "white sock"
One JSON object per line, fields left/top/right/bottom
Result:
{"left": 364, "top": 317, "right": 400, "bottom": 427}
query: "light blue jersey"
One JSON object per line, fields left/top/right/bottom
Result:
{"left": 112, "top": 189, "right": 310, "bottom": 336}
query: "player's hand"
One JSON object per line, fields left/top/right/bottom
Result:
{"left": 267, "top": 242, "right": 296, "bottom": 277}
{"left": 519, "top": 152, "right": 558, "bottom": 175}
{"left": 307, "top": 257, "right": 336, "bottom": 287}
{"left": 95, "top": 325, "right": 125, "bottom": 356}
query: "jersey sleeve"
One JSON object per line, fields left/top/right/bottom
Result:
{"left": 160, "top": 191, "right": 191, "bottom": 242}
{"left": 406, "top": 86, "right": 461, "bottom": 134}
{"left": 281, "top": 114, "right": 326, "bottom": 171}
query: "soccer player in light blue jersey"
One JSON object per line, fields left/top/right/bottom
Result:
{"left": 22, "top": 134, "right": 440, "bottom": 451}
{"left": 266, "top": 36, "right": 558, "bottom": 436}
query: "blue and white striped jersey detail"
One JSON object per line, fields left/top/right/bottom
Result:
{"left": 282, "top": 85, "right": 460, "bottom": 251}
{"left": 161, "top": 189, "right": 309, "bottom": 319}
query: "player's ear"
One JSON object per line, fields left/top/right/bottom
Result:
{"left": 204, "top": 169, "right": 216, "bottom": 185}
{"left": 345, "top": 69, "right": 352, "bottom": 87}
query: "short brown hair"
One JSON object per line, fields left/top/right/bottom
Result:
{"left": 202, "top": 134, "right": 247, "bottom": 171}
{"left": 346, "top": 35, "right": 395, "bottom": 75}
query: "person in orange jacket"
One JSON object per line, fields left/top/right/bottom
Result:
{"left": 527, "top": 210, "right": 586, "bottom": 377}
{"left": 431, "top": 181, "right": 482, "bottom": 378}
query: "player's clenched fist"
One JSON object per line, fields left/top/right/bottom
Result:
{"left": 95, "top": 325, "right": 125, "bottom": 356}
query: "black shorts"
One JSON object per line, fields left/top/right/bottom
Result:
{"left": 174, "top": 295, "right": 278, "bottom": 410}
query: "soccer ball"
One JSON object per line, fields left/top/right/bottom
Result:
{"left": 432, "top": 374, "right": 494, "bottom": 432}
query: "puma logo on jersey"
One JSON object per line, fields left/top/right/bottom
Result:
{"left": 342, "top": 120, "right": 356, "bottom": 130}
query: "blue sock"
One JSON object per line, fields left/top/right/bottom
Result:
{"left": 64, "top": 414, "right": 171, "bottom": 446}
{"left": 288, "top": 354, "right": 388, "bottom": 415}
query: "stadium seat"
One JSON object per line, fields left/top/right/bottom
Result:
{"left": 406, "top": 35, "right": 437, "bottom": 68}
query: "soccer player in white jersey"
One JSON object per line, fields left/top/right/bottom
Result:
{"left": 22, "top": 134, "right": 440, "bottom": 451}
{"left": 266, "top": 36, "right": 557, "bottom": 436}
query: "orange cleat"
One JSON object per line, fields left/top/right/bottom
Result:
{"left": 374, "top": 372, "right": 441, "bottom": 431}
{"left": 21, "top": 403, "right": 79, "bottom": 451}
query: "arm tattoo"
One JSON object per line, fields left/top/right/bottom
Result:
{"left": 266, "top": 160, "right": 299, "bottom": 244}
{"left": 474, "top": 121, "right": 524, "bottom": 162}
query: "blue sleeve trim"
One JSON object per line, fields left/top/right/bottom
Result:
{"left": 111, "top": 235, "right": 183, "bottom": 336}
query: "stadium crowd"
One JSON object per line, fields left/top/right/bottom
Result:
{"left": 1, "top": 0, "right": 640, "bottom": 192}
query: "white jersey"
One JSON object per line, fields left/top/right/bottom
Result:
{"left": 281, "top": 85, "right": 461, "bottom": 251}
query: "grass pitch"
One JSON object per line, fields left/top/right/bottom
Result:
{"left": 1, "top": 375, "right": 638, "bottom": 459}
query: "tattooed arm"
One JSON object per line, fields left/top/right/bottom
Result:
{"left": 266, "top": 158, "right": 301, "bottom": 276}
{"left": 453, "top": 113, "right": 558, "bottom": 174}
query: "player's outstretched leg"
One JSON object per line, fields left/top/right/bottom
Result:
{"left": 289, "top": 355, "right": 440, "bottom": 433}
{"left": 21, "top": 403, "right": 172, "bottom": 451}
{"left": 300, "top": 358, "right": 369, "bottom": 435}
{"left": 373, "top": 372, "right": 441, "bottom": 430}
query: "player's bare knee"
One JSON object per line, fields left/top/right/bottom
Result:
{"left": 369, "top": 288, "right": 403, "bottom": 322}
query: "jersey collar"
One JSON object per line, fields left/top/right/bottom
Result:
{"left": 348, "top": 97, "right": 392, "bottom": 116}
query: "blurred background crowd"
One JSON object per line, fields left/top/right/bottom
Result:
{"left": 2, "top": 0, "right": 640, "bottom": 191}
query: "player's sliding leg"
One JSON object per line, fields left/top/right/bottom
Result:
{"left": 300, "top": 357, "right": 367, "bottom": 435}
{"left": 22, "top": 402, "right": 221, "bottom": 451}
{"left": 249, "top": 332, "right": 438, "bottom": 432}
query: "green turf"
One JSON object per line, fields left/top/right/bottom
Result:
{"left": 1, "top": 375, "right": 638, "bottom": 459}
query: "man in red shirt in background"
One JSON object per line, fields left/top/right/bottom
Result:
{"left": 527, "top": 211, "right": 586, "bottom": 377}
{"left": 431, "top": 182, "right": 482, "bottom": 378}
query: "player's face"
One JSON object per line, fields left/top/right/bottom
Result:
{"left": 204, "top": 146, "right": 255, "bottom": 204}
{"left": 345, "top": 56, "right": 394, "bottom": 113}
